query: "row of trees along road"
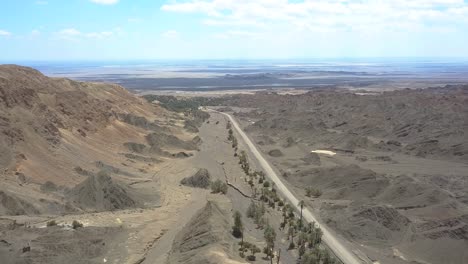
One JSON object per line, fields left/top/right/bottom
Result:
{"left": 226, "top": 119, "right": 338, "bottom": 264}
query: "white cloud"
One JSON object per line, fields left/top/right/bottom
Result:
{"left": 35, "top": 1, "right": 48, "bottom": 5}
{"left": 90, "top": 0, "right": 119, "bottom": 5}
{"left": 162, "top": 30, "right": 180, "bottom": 39}
{"left": 213, "top": 30, "right": 259, "bottom": 39}
{"left": 86, "top": 31, "right": 113, "bottom": 38}
{"left": 0, "top": 30, "right": 11, "bottom": 36}
{"left": 57, "top": 28, "right": 116, "bottom": 40}
{"left": 31, "top": 30, "right": 41, "bottom": 36}
{"left": 59, "top": 28, "right": 81, "bottom": 36}
{"left": 161, "top": 0, "right": 468, "bottom": 33}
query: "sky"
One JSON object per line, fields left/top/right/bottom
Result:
{"left": 1, "top": 0, "right": 468, "bottom": 61}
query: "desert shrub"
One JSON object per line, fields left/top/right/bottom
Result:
{"left": 231, "top": 136, "right": 238, "bottom": 148}
{"left": 313, "top": 189, "right": 323, "bottom": 197}
{"left": 246, "top": 255, "right": 256, "bottom": 261}
{"left": 248, "top": 179, "right": 254, "bottom": 186}
{"left": 299, "top": 244, "right": 306, "bottom": 258}
{"left": 280, "top": 221, "right": 286, "bottom": 229}
{"left": 288, "top": 241, "right": 295, "bottom": 250}
{"left": 269, "top": 200, "right": 275, "bottom": 208}
{"left": 72, "top": 220, "right": 83, "bottom": 229}
{"left": 306, "top": 187, "right": 322, "bottom": 198}
{"left": 239, "top": 241, "right": 248, "bottom": 247}
{"left": 211, "top": 179, "right": 228, "bottom": 194}
{"left": 288, "top": 207, "right": 295, "bottom": 218}
{"left": 278, "top": 199, "right": 284, "bottom": 206}
{"left": 232, "top": 211, "right": 243, "bottom": 238}
{"left": 46, "top": 220, "right": 57, "bottom": 227}
{"left": 263, "top": 181, "right": 270, "bottom": 188}
{"left": 254, "top": 212, "right": 267, "bottom": 229}
{"left": 246, "top": 201, "right": 257, "bottom": 218}
{"left": 220, "top": 183, "right": 228, "bottom": 194}
{"left": 142, "top": 94, "right": 222, "bottom": 112}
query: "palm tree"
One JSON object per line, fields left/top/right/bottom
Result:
{"left": 232, "top": 211, "right": 243, "bottom": 239}
{"left": 277, "top": 249, "right": 281, "bottom": 264}
{"left": 298, "top": 200, "right": 305, "bottom": 228}
{"left": 264, "top": 224, "right": 276, "bottom": 264}
{"left": 299, "top": 243, "right": 306, "bottom": 260}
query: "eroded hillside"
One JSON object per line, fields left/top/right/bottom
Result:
{"left": 212, "top": 88, "right": 468, "bottom": 264}
{"left": 0, "top": 65, "right": 205, "bottom": 216}
{"left": 0, "top": 65, "right": 216, "bottom": 264}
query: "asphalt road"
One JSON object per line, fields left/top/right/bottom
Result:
{"left": 217, "top": 110, "right": 366, "bottom": 264}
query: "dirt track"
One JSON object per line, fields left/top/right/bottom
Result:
{"left": 215, "top": 110, "right": 369, "bottom": 264}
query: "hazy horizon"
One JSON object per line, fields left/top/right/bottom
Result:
{"left": 4, "top": 57, "right": 468, "bottom": 63}
{"left": 9, "top": 57, "right": 466, "bottom": 91}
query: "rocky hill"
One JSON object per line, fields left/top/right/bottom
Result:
{"left": 168, "top": 198, "right": 246, "bottom": 264}
{"left": 217, "top": 87, "right": 468, "bottom": 264}
{"left": 0, "top": 65, "right": 198, "bottom": 215}
{"left": 228, "top": 87, "right": 468, "bottom": 161}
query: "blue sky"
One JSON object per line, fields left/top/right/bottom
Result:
{"left": 1, "top": 0, "right": 468, "bottom": 61}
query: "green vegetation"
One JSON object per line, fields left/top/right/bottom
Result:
{"left": 238, "top": 150, "right": 250, "bottom": 175}
{"left": 263, "top": 224, "right": 277, "bottom": 263}
{"left": 142, "top": 94, "right": 222, "bottom": 112}
{"left": 299, "top": 243, "right": 306, "bottom": 259}
{"left": 228, "top": 128, "right": 234, "bottom": 140}
{"left": 301, "top": 248, "right": 337, "bottom": 264}
{"left": 239, "top": 241, "right": 261, "bottom": 261}
{"left": 226, "top": 120, "right": 240, "bottom": 154}
{"left": 246, "top": 200, "right": 266, "bottom": 229}
{"left": 246, "top": 201, "right": 257, "bottom": 218}
{"left": 46, "top": 220, "right": 57, "bottom": 227}
{"left": 142, "top": 95, "right": 211, "bottom": 129}
{"left": 298, "top": 200, "right": 305, "bottom": 228}
{"left": 222, "top": 110, "right": 334, "bottom": 264}
{"left": 231, "top": 136, "right": 238, "bottom": 148}
{"left": 72, "top": 220, "right": 83, "bottom": 229}
{"left": 211, "top": 179, "right": 228, "bottom": 194}
{"left": 232, "top": 211, "right": 244, "bottom": 239}
{"left": 305, "top": 187, "right": 323, "bottom": 198}
{"left": 277, "top": 199, "right": 284, "bottom": 207}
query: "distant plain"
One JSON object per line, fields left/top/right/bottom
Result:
{"left": 20, "top": 59, "right": 468, "bottom": 92}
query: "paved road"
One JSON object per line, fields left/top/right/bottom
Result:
{"left": 217, "top": 111, "right": 366, "bottom": 264}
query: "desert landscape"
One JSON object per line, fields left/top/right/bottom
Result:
{"left": 193, "top": 86, "right": 468, "bottom": 264}
{"left": 4, "top": 1, "right": 468, "bottom": 263}
{"left": 2, "top": 63, "right": 466, "bottom": 264}
{"left": 1, "top": 65, "right": 344, "bottom": 264}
